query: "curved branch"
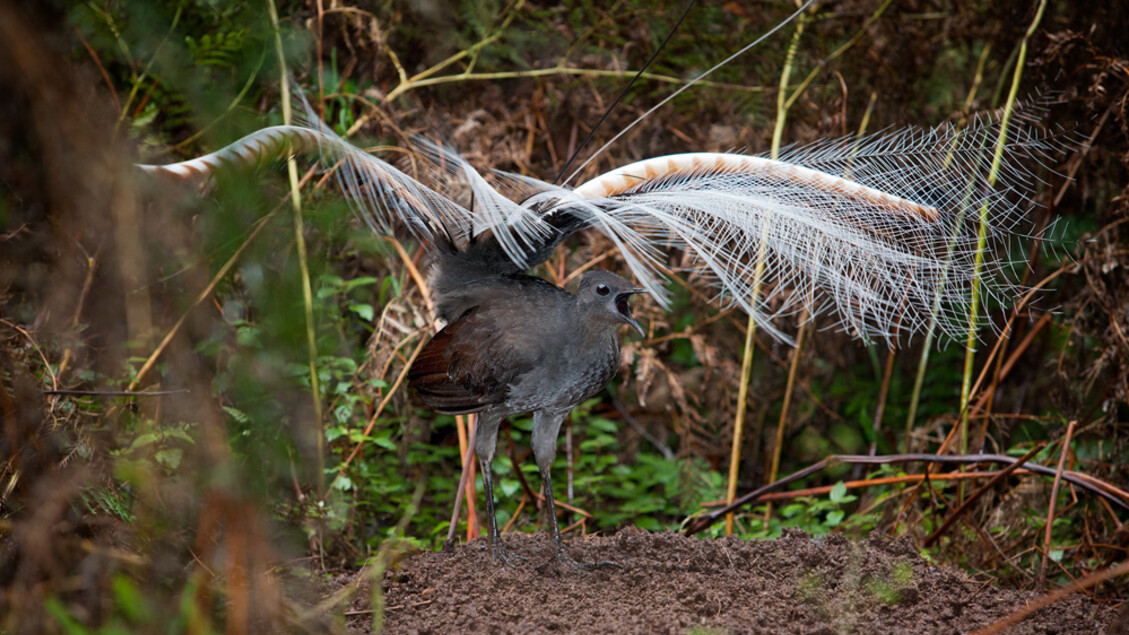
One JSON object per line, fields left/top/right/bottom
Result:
{"left": 683, "top": 452, "right": 1129, "bottom": 536}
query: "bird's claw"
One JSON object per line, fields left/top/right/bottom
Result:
{"left": 537, "top": 547, "right": 620, "bottom": 573}
{"left": 489, "top": 544, "right": 528, "bottom": 567}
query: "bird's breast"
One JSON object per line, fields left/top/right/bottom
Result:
{"left": 504, "top": 329, "right": 620, "bottom": 413}
{"left": 553, "top": 331, "right": 621, "bottom": 404}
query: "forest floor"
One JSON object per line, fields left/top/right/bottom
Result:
{"left": 337, "top": 529, "right": 1117, "bottom": 634}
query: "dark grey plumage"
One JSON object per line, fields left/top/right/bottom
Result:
{"left": 409, "top": 267, "right": 643, "bottom": 566}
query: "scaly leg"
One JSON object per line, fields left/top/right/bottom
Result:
{"left": 531, "top": 410, "right": 617, "bottom": 570}
{"left": 476, "top": 413, "right": 524, "bottom": 565}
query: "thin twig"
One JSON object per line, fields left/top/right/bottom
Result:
{"left": 727, "top": 0, "right": 807, "bottom": 537}
{"left": 968, "top": 559, "right": 1129, "bottom": 635}
{"left": 959, "top": 0, "right": 1046, "bottom": 462}
{"left": 700, "top": 469, "right": 1059, "bottom": 508}
{"left": 612, "top": 396, "right": 673, "bottom": 460}
{"left": 904, "top": 41, "right": 993, "bottom": 441}
{"left": 269, "top": 0, "right": 325, "bottom": 495}
{"left": 384, "top": 237, "right": 434, "bottom": 318}
{"left": 1037, "top": 419, "right": 1077, "bottom": 588}
{"left": 685, "top": 452, "right": 1128, "bottom": 536}
{"left": 74, "top": 28, "right": 119, "bottom": 110}
{"left": 0, "top": 320, "right": 58, "bottom": 391}
{"left": 922, "top": 443, "right": 1044, "bottom": 547}
{"left": 445, "top": 415, "right": 478, "bottom": 547}
{"left": 500, "top": 492, "right": 528, "bottom": 534}
{"left": 42, "top": 389, "right": 189, "bottom": 397}
{"left": 127, "top": 170, "right": 319, "bottom": 392}
{"left": 764, "top": 307, "right": 808, "bottom": 528}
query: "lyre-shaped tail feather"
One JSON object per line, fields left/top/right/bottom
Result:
{"left": 136, "top": 126, "right": 324, "bottom": 180}
{"left": 546, "top": 107, "right": 1065, "bottom": 344}
{"left": 135, "top": 123, "right": 469, "bottom": 253}
{"left": 136, "top": 118, "right": 556, "bottom": 274}
{"left": 136, "top": 103, "right": 1065, "bottom": 345}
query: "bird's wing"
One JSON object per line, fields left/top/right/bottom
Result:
{"left": 408, "top": 278, "right": 569, "bottom": 414}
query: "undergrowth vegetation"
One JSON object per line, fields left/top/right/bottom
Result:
{"left": 2, "top": 0, "right": 1127, "bottom": 632}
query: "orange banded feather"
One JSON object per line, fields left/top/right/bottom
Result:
{"left": 572, "top": 153, "right": 940, "bottom": 222}
{"left": 136, "top": 125, "right": 327, "bottom": 180}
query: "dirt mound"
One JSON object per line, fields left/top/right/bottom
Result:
{"left": 362, "top": 529, "right": 1110, "bottom": 634}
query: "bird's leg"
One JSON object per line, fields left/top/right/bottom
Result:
{"left": 475, "top": 414, "right": 524, "bottom": 566}
{"left": 536, "top": 463, "right": 574, "bottom": 563}
{"left": 531, "top": 411, "right": 617, "bottom": 570}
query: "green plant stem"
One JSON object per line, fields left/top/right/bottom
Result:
{"left": 113, "top": 4, "right": 184, "bottom": 133}
{"left": 726, "top": 240, "right": 765, "bottom": 537}
{"left": 381, "top": 0, "right": 761, "bottom": 102}
{"left": 763, "top": 306, "right": 807, "bottom": 529}
{"left": 726, "top": 5, "right": 806, "bottom": 537}
{"left": 958, "top": 0, "right": 1045, "bottom": 457}
{"left": 269, "top": 0, "right": 325, "bottom": 494}
{"left": 783, "top": 0, "right": 893, "bottom": 112}
{"left": 389, "top": 66, "right": 760, "bottom": 102}
{"left": 762, "top": 0, "right": 881, "bottom": 528}
{"left": 127, "top": 199, "right": 291, "bottom": 392}
{"left": 172, "top": 47, "right": 267, "bottom": 150}
{"left": 847, "top": 93, "right": 891, "bottom": 457}
{"left": 903, "top": 41, "right": 992, "bottom": 445}
{"left": 384, "top": 0, "right": 526, "bottom": 99}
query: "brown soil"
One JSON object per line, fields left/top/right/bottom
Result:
{"left": 353, "top": 529, "right": 1112, "bottom": 634}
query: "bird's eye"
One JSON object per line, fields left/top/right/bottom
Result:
{"left": 596, "top": 284, "right": 611, "bottom": 296}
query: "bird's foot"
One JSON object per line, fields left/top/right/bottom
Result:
{"left": 537, "top": 546, "right": 620, "bottom": 573}
{"left": 488, "top": 542, "right": 528, "bottom": 567}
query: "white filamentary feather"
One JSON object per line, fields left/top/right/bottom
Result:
{"left": 550, "top": 109, "right": 1063, "bottom": 343}
{"left": 137, "top": 105, "right": 1064, "bottom": 346}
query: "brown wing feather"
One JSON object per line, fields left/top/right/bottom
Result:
{"left": 408, "top": 310, "right": 507, "bottom": 414}
{"left": 408, "top": 277, "right": 572, "bottom": 415}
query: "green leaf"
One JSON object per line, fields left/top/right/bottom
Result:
{"left": 499, "top": 479, "right": 520, "bottom": 497}
{"left": 342, "top": 276, "right": 379, "bottom": 292}
{"left": 589, "top": 417, "right": 618, "bottom": 434}
{"left": 44, "top": 596, "right": 91, "bottom": 635}
{"left": 372, "top": 432, "right": 397, "bottom": 451}
{"left": 781, "top": 503, "right": 806, "bottom": 518}
{"left": 222, "top": 406, "right": 249, "bottom": 424}
{"left": 165, "top": 429, "right": 195, "bottom": 444}
{"left": 236, "top": 325, "right": 261, "bottom": 347}
{"left": 154, "top": 449, "right": 182, "bottom": 470}
{"left": 128, "top": 433, "right": 159, "bottom": 450}
{"left": 350, "top": 303, "right": 375, "bottom": 322}
{"left": 334, "top": 404, "right": 354, "bottom": 423}
{"left": 829, "top": 481, "right": 848, "bottom": 503}
{"left": 112, "top": 574, "right": 154, "bottom": 623}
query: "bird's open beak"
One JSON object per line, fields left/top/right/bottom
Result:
{"left": 616, "top": 288, "right": 648, "bottom": 337}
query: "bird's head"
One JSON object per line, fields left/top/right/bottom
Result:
{"left": 576, "top": 270, "right": 646, "bottom": 336}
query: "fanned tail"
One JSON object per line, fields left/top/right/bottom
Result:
{"left": 548, "top": 106, "right": 1066, "bottom": 344}
{"left": 136, "top": 113, "right": 570, "bottom": 293}
{"left": 135, "top": 121, "right": 477, "bottom": 254}
{"left": 136, "top": 102, "right": 1067, "bottom": 345}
